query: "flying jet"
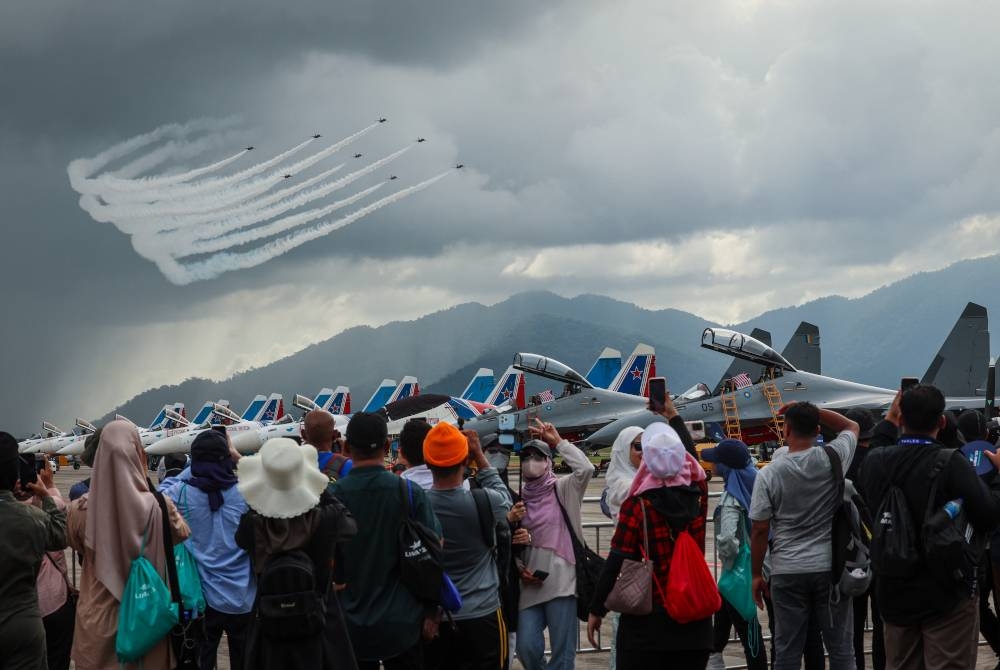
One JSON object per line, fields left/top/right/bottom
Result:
{"left": 378, "top": 118, "right": 387, "bottom": 123}
{"left": 416, "top": 138, "right": 426, "bottom": 143}
{"left": 283, "top": 174, "right": 292, "bottom": 179}
{"left": 246, "top": 146, "right": 254, "bottom": 151}
{"left": 389, "top": 175, "right": 398, "bottom": 181}
{"left": 313, "top": 134, "right": 322, "bottom": 139}
{"left": 354, "top": 153, "right": 363, "bottom": 158}
{"left": 146, "top": 394, "right": 285, "bottom": 455}
{"left": 455, "top": 164, "right": 464, "bottom": 169}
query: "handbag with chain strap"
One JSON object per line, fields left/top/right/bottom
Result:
{"left": 603, "top": 498, "right": 653, "bottom": 615}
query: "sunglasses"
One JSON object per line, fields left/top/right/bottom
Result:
{"left": 630, "top": 441, "right": 643, "bottom": 451}
{"left": 521, "top": 452, "right": 547, "bottom": 462}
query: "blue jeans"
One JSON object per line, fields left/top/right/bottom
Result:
{"left": 770, "top": 572, "right": 855, "bottom": 670}
{"left": 516, "top": 596, "right": 577, "bottom": 670}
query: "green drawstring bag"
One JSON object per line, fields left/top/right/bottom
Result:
{"left": 116, "top": 528, "right": 179, "bottom": 663}
{"left": 175, "top": 485, "right": 206, "bottom": 615}
{"left": 717, "top": 517, "right": 757, "bottom": 623}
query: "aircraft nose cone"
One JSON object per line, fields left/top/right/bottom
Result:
{"left": 229, "top": 429, "right": 263, "bottom": 455}
{"left": 146, "top": 433, "right": 191, "bottom": 456}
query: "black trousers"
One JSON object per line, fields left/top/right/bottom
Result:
{"left": 42, "top": 596, "right": 75, "bottom": 670}
{"left": 357, "top": 641, "right": 424, "bottom": 670}
{"left": 764, "top": 590, "right": 825, "bottom": 669}
{"left": 852, "top": 584, "right": 885, "bottom": 670}
{"left": 0, "top": 613, "right": 47, "bottom": 670}
{"left": 197, "top": 606, "right": 251, "bottom": 670}
{"left": 424, "top": 610, "right": 508, "bottom": 670}
{"left": 619, "top": 649, "right": 710, "bottom": 670}
{"left": 713, "top": 598, "right": 767, "bottom": 670}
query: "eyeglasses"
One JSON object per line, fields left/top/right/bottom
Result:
{"left": 630, "top": 441, "right": 642, "bottom": 451}
{"left": 521, "top": 452, "right": 547, "bottom": 462}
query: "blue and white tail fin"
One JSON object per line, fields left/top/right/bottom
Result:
{"left": 362, "top": 379, "right": 397, "bottom": 413}
{"left": 328, "top": 386, "right": 351, "bottom": 414}
{"left": 389, "top": 376, "right": 419, "bottom": 403}
{"left": 161, "top": 403, "right": 187, "bottom": 430}
{"left": 485, "top": 366, "right": 526, "bottom": 409}
{"left": 189, "top": 401, "right": 216, "bottom": 426}
{"left": 460, "top": 368, "right": 495, "bottom": 403}
{"left": 312, "top": 388, "right": 336, "bottom": 412}
{"left": 147, "top": 405, "right": 172, "bottom": 430}
{"left": 256, "top": 393, "right": 284, "bottom": 423}
{"left": 211, "top": 400, "right": 232, "bottom": 424}
{"left": 609, "top": 344, "right": 656, "bottom": 396}
{"left": 585, "top": 347, "right": 622, "bottom": 389}
{"left": 241, "top": 395, "right": 268, "bottom": 421}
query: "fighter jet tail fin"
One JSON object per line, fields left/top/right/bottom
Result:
{"left": 189, "top": 401, "right": 217, "bottom": 426}
{"left": 781, "top": 322, "right": 822, "bottom": 374}
{"left": 389, "top": 376, "right": 419, "bottom": 403}
{"left": 362, "top": 379, "right": 397, "bottom": 413}
{"left": 921, "top": 302, "right": 989, "bottom": 397}
{"left": 240, "top": 395, "right": 268, "bottom": 421}
{"left": 311, "top": 388, "right": 335, "bottom": 412}
{"left": 460, "top": 368, "right": 495, "bottom": 403}
{"left": 609, "top": 344, "right": 656, "bottom": 396}
{"left": 161, "top": 403, "right": 187, "bottom": 430}
{"left": 329, "top": 386, "right": 351, "bottom": 414}
{"left": 586, "top": 347, "right": 622, "bottom": 389}
{"left": 486, "top": 366, "right": 526, "bottom": 409}
{"left": 255, "top": 394, "right": 284, "bottom": 423}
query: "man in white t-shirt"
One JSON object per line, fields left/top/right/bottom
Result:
{"left": 749, "top": 402, "right": 860, "bottom": 670}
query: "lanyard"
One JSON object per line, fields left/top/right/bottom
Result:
{"left": 898, "top": 438, "right": 935, "bottom": 447}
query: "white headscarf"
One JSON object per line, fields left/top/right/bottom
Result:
{"left": 605, "top": 426, "right": 643, "bottom": 520}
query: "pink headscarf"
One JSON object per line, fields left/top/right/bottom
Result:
{"left": 85, "top": 420, "right": 161, "bottom": 600}
{"left": 627, "top": 423, "right": 706, "bottom": 498}
{"left": 520, "top": 456, "right": 576, "bottom": 565}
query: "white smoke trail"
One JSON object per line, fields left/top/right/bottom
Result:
{"left": 166, "top": 171, "right": 452, "bottom": 284}
{"left": 68, "top": 119, "right": 453, "bottom": 285}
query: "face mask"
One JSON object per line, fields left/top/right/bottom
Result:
{"left": 522, "top": 458, "right": 548, "bottom": 480}
{"left": 486, "top": 449, "right": 510, "bottom": 472}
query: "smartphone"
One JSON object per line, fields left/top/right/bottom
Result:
{"left": 901, "top": 377, "right": 919, "bottom": 392}
{"left": 532, "top": 569, "right": 550, "bottom": 581}
{"left": 18, "top": 454, "right": 38, "bottom": 487}
{"left": 648, "top": 377, "right": 667, "bottom": 411}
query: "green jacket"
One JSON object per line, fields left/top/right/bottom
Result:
{"left": 331, "top": 466, "right": 441, "bottom": 662}
{"left": 0, "top": 491, "right": 67, "bottom": 628}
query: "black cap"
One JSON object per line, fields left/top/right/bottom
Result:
{"left": 700, "top": 438, "right": 751, "bottom": 468}
{"left": 346, "top": 412, "right": 388, "bottom": 451}
{"left": 845, "top": 408, "right": 876, "bottom": 441}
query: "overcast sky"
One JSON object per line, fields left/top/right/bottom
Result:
{"left": 3, "top": 1, "right": 1000, "bottom": 434}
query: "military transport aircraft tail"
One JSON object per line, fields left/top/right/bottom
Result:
{"left": 922, "top": 302, "right": 990, "bottom": 397}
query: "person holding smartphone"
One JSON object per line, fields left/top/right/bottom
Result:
{"left": 0, "top": 431, "right": 68, "bottom": 670}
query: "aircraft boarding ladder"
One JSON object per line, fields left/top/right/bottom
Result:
{"left": 721, "top": 383, "right": 743, "bottom": 441}
{"left": 762, "top": 381, "right": 786, "bottom": 447}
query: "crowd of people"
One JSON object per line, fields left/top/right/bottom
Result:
{"left": 2, "top": 382, "right": 1000, "bottom": 670}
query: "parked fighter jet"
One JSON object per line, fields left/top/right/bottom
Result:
{"left": 146, "top": 394, "right": 284, "bottom": 455}
{"left": 463, "top": 353, "right": 653, "bottom": 445}
{"left": 921, "top": 302, "right": 990, "bottom": 398}
{"left": 712, "top": 323, "right": 821, "bottom": 395}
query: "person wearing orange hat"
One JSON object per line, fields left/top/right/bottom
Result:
{"left": 423, "top": 423, "right": 513, "bottom": 670}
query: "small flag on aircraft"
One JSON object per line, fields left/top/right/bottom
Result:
{"left": 732, "top": 373, "right": 753, "bottom": 390}
{"left": 538, "top": 389, "right": 556, "bottom": 402}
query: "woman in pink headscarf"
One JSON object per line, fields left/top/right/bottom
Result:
{"left": 66, "top": 420, "right": 190, "bottom": 670}
{"left": 587, "top": 421, "right": 713, "bottom": 670}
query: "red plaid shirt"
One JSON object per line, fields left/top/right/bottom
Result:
{"left": 610, "top": 481, "right": 709, "bottom": 609}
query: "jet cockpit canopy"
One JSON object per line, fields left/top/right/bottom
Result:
{"left": 513, "top": 353, "right": 594, "bottom": 389}
{"left": 701, "top": 328, "right": 797, "bottom": 372}
{"left": 676, "top": 383, "right": 712, "bottom": 402}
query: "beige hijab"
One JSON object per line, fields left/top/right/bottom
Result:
{"left": 85, "top": 419, "right": 161, "bottom": 601}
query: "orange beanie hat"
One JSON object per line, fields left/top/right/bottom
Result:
{"left": 423, "top": 422, "right": 469, "bottom": 467}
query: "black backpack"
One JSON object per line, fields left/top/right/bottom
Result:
{"left": 398, "top": 479, "right": 445, "bottom": 604}
{"left": 919, "top": 449, "right": 976, "bottom": 585}
{"left": 256, "top": 550, "right": 327, "bottom": 639}
{"left": 822, "top": 446, "right": 873, "bottom": 596}
{"left": 471, "top": 487, "right": 512, "bottom": 592}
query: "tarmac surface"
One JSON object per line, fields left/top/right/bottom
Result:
{"left": 50, "top": 462, "right": 1000, "bottom": 669}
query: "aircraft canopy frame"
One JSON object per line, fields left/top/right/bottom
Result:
{"left": 513, "top": 353, "right": 594, "bottom": 389}
{"left": 701, "top": 328, "right": 797, "bottom": 372}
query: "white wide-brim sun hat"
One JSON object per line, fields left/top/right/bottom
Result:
{"left": 237, "top": 437, "right": 329, "bottom": 519}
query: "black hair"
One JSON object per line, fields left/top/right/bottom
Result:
{"left": 939, "top": 411, "right": 961, "bottom": 448}
{"left": 427, "top": 462, "right": 464, "bottom": 480}
{"left": 399, "top": 419, "right": 432, "bottom": 466}
{"left": 784, "top": 402, "right": 820, "bottom": 438}
{"left": 345, "top": 412, "right": 389, "bottom": 460}
{"left": 900, "top": 384, "right": 946, "bottom": 434}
